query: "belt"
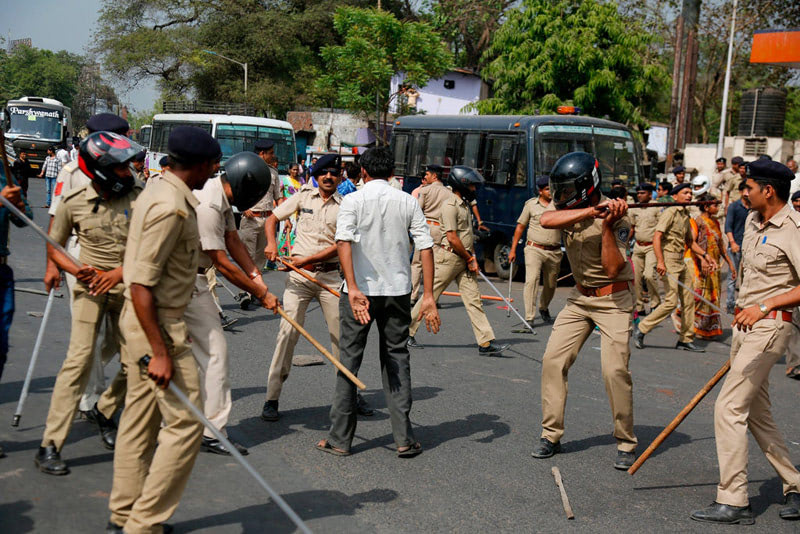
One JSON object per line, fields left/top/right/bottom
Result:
{"left": 734, "top": 307, "right": 793, "bottom": 322}
{"left": 526, "top": 241, "right": 559, "bottom": 251}
{"left": 575, "top": 281, "right": 630, "bottom": 297}
{"left": 300, "top": 262, "right": 339, "bottom": 273}
{"left": 249, "top": 210, "right": 272, "bottom": 217}
{"left": 636, "top": 241, "right": 653, "bottom": 247}
{"left": 426, "top": 219, "right": 440, "bottom": 226}
{"left": 437, "top": 244, "right": 473, "bottom": 257}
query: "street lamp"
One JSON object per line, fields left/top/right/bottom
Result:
{"left": 202, "top": 49, "right": 248, "bottom": 95}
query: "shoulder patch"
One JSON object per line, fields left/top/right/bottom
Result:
{"left": 176, "top": 209, "right": 188, "bottom": 219}
{"left": 617, "top": 226, "right": 630, "bottom": 242}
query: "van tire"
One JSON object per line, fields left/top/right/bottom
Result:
{"left": 493, "top": 243, "right": 518, "bottom": 281}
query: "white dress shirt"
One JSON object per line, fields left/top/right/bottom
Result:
{"left": 791, "top": 172, "right": 800, "bottom": 195}
{"left": 335, "top": 178, "right": 433, "bottom": 296}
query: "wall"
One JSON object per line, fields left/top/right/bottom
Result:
{"left": 287, "top": 110, "right": 369, "bottom": 155}
{"left": 390, "top": 71, "right": 484, "bottom": 115}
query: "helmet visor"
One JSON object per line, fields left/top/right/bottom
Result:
{"left": 550, "top": 180, "right": 579, "bottom": 209}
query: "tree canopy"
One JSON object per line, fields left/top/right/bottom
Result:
{"left": 475, "top": 0, "right": 668, "bottom": 129}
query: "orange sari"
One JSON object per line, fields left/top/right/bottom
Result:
{"left": 692, "top": 214, "right": 724, "bottom": 338}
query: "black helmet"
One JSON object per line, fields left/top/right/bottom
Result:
{"left": 78, "top": 131, "right": 142, "bottom": 196}
{"left": 222, "top": 151, "right": 272, "bottom": 211}
{"left": 549, "top": 152, "right": 601, "bottom": 210}
{"left": 447, "top": 166, "right": 485, "bottom": 202}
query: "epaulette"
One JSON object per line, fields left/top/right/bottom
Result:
{"left": 61, "top": 183, "right": 90, "bottom": 203}
{"left": 788, "top": 209, "right": 800, "bottom": 228}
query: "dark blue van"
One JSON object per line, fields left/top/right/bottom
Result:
{"left": 391, "top": 114, "right": 643, "bottom": 279}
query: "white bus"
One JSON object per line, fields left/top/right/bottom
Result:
{"left": 148, "top": 113, "right": 296, "bottom": 175}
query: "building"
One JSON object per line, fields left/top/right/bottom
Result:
{"left": 389, "top": 69, "right": 489, "bottom": 116}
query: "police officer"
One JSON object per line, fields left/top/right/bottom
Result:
{"left": 261, "top": 154, "right": 372, "bottom": 421}
{"left": 671, "top": 165, "right": 687, "bottom": 185}
{"left": 724, "top": 156, "right": 745, "bottom": 210}
{"left": 406, "top": 167, "right": 508, "bottom": 355}
{"left": 107, "top": 126, "right": 220, "bottom": 533}
{"left": 634, "top": 182, "right": 714, "bottom": 352}
{"left": 410, "top": 164, "right": 449, "bottom": 302}
{"left": 629, "top": 183, "right": 662, "bottom": 316}
{"left": 131, "top": 150, "right": 148, "bottom": 182}
{"left": 508, "top": 175, "right": 561, "bottom": 327}
{"left": 690, "top": 160, "right": 800, "bottom": 525}
{"left": 530, "top": 152, "right": 637, "bottom": 469}
{"left": 35, "top": 132, "right": 143, "bottom": 476}
{"left": 237, "top": 139, "right": 283, "bottom": 309}
{"left": 711, "top": 157, "right": 733, "bottom": 199}
{"left": 44, "top": 113, "right": 131, "bottom": 419}
{"left": 184, "top": 151, "right": 280, "bottom": 456}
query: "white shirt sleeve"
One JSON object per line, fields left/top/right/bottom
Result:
{"left": 408, "top": 197, "right": 433, "bottom": 250}
{"left": 334, "top": 195, "right": 358, "bottom": 243}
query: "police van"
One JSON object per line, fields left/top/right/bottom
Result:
{"left": 391, "top": 112, "right": 643, "bottom": 278}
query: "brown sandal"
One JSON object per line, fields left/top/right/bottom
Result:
{"left": 397, "top": 442, "right": 423, "bottom": 458}
{"left": 316, "top": 439, "right": 350, "bottom": 456}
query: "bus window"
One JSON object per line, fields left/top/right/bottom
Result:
{"left": 483, "top": 135, "right": 518, "bottom": 184}
{"left": 420, "top": 132, "right": 460, "bottom": 176}
{"left": 535, "top": 134, "right": 594, "bottom": 179}
{"left": 215, "top": 124, "right": 295, "bottom": 171}
{"left": 514, "top": 144, "right": 527, "bottom": 187}
{"left": 461, "top": 133, "right": 482, "bottom": 169}
{"left": 151, "top": 121, "right": 212, "bottom": 154}
{"left": 393, "top": 134, "right": 410, "bottom": 174}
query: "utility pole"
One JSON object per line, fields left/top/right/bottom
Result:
{"left": 716, "top": 0, "right": 738, "bottom": 159}
{"left": 666, "top": 16, "right": 684, "bottom": 169}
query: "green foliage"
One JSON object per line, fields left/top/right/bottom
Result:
{"left": 476, "top": 0, "right": 668, "bottom": 128}
{"left": 785, "top": 87, "right": 800, "bottom": 141}
{"left": 316, "top": 7, "right": 452, "bottom": 129}
{"left": 0, "top": 46, "right": 83, "bottom": 108}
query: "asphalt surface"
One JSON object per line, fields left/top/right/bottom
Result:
{"left": 2, "top": 178, "right": 800, "bottom": 533}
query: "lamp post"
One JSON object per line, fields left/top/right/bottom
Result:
{"left": 716, "top": 0, "right": 737, "bottom": 158}
{"left": 202, "top": 49, "right": 247, "bottom": 95}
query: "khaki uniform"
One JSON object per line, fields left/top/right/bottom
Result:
{"left": 49, "top": 161, "right": 119, "bottom": 411}
{"left": 637, "top": 206, "right": 695, "bottom": 342}
{"left": 411, "top": 181, "right": 452, "bottom": 299}
{"left": 408, "top": 193, "right": 495, "bottom": 345}
{"left": 713, "top": 204, "right": 800, "bottom": 507}
{"left": 629, "top": 204, "right": 663, "bottom": 312}
{"left": 266, "top": 185, "right": 342, "bottom": 401}
{"left": 539, "top": 197, "right": 636, "bottom": 451}
{"left": 725, "top": 172, "right": 744, "bottom": 205}
{"left": 238, "top": 166, "right": 282, "bottom": 268}
{"left": 712, "top": 168, "right": 736, "bottom": 198}
{"left": 41, "top": 182, "right": 140, "bottom": 451}
{"left": 183, "top": 177, "right": 236, "bottom": 438}
{"left": 109, "top": 171, "right": 203, "bottom": 534}
{"left": 516, "top": 197, "right": 562, "bottom": 321}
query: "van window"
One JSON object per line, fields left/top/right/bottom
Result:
{"left": 393, "top": 134, "right": 410, "bottom": 174}
{"left": 461, "top": 133, "right": 482, "bottom": 169}
{"left": 483, "top": 135, "right": 519, "bottom": 185}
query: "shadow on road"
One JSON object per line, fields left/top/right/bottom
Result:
{"left": 171, "top": 488, "right": 398, "bottom": 533}
{"left": 564, "top": 424, "right": 692, "bottom": 457}
{"left": 0, "top": 500, "right": 35, "bottom": 533}
{"left": 0, "top": 376, "right": 56, "bottom": 405}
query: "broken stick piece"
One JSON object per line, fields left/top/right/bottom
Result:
{"left": 551, "top": 466, "right": 575, "bottom": 519}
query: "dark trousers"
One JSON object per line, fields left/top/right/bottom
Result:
{"left": 0, "top": 264, "right": 14, "bottom": 381}
{"left": 328, "top": 292, "right": 415, "bottom": 452}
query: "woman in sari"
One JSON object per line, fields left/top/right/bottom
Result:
{"left": 277, "top": 163, "right": 304, "bottom": 256}
{"left": 691, "top": 194, "right": 735, "bottom": 338}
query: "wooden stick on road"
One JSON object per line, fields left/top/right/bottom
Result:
{"left": 278, "top": 257, "right": 341, "bottom": 297}
{"left": 627, "top": 359, "right": 730, "bottom": 475}
{"left": 276, "top": 307, "right": 365, "bottom": 391}
{"left": 551, "top": 467, "right": 575, "bottom": 519}
{"left": 441, "top": 291, "right": 513, "bottom": 302}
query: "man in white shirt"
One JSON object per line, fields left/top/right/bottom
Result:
{"left": 56, "top": 145, "right": 70, "bottom": 166}
{"left": 787, "top": 158, "right": 800, "bottom": 195}
{"left": 315, "top": 147, "right": 440, "bottom": 458}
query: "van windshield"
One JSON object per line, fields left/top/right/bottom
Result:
{"left": 535, "top": 124, "right": 638, "bottom": 190}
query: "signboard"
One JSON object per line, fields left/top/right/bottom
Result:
{"left": 10, "top": 38, "right": 32, "bottom": 51}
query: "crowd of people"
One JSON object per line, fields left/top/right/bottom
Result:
{"left": 1, "top": 109, "right": 800, "bottom": 531}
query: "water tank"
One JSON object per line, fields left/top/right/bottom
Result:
{"left": 737, "top": 88, "right": 786, "bottom": 137}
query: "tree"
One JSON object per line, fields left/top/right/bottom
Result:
{"left": 316, "top": 7, "right": 453, "bottom": 143}
{"left": 0, "top": 45, "right": 83, "bottom": 107}
{"left": 475, "top": 0, "right": 668, "bottom": 129}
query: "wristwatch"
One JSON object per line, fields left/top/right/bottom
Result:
{"left": 758, "top": 303, "right": 769, "bottom": 315}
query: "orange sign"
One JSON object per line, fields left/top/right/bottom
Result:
{"left": 750, "top": 29, "right": 800, "bottom": 68}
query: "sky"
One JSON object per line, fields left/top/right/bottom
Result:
{"left": 3, "top": 1, "right": 159, "bottom": 113}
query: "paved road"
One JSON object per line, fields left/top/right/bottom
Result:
{"left": 2, "top": 179, "right": 799, "bottom": 532}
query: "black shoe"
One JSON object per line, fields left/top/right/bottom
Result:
{"left": 406, "top": 336, "right": 424, "bottom": 349}
{"left": 614, "top": 450, "right": 636, "bottom": 470}
{"left": 539, "top": 309, "right": 553, "bottom": 323}
{"left": 79, "top": 408, "right": 98, "bottom": 424}
{"left": 105, "top": 522, "right": 123, "bottom": 534}
{"left": 220, "top": 313, "right": 238, "bottom": 330}
{"left": 34, "top": 445, "right": 69, "bottom": 475}
{"left": 531, "top": 438, "right": 561, "bottom": 459}
{"left": 238, "top": 292, "right": 252, "bottom": 310}
{"left": 787, "top": 367, "right": 800, "bottom": 381}
{"left": 478, "top": 341, "right": 509, "bottom": 356}
{"left": 779, "top": 492, "right": 800, "bottom": 520}
{"left": 201, "top": 436, "right": 248, "bottom": 456}
{"left": 261, "top": 400, "right": 279, "bottom": 421}
{"left": 676, "top": 341, "right": 705, "bottom": 353}
{"left": 633, "top": 326, "right": 645, "bottom": 349}
{"left": 356, "top": 394, "right": 374, "bottom": 416}
{"left": 91, "top": 403, "right": 117, "bottom": 450}
{"left": 690, "top": 502, "right": 754, "bottom": 525}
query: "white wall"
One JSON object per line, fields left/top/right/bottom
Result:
{"left": 390, "top": 71, "right": 482, "bottom": 115}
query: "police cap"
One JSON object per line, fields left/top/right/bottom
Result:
{"left": 636, "top": 183, "right": 654, "bottom": 192}
{"left": 731, "top": 156, "right": 744, "bottom": 165}
{"left": 746, "top": 159, "right": 794, "bottom": 182}
{"left": 672, "top": 165, "right": 685, "bottom": 174}
{"left": 159, "top": 156, "right": 168, "bottom": 167}
{"left": 167, "top": 126, "right": 221, "bottom": 164}
{"left": 716, "top": 157, "right": 726, "bottom": 163}
{"left": 536, "top": 175, "right": 550, "bottom": 189}
{"left": 253, "top": 139, "right": 275, "bottom": 152}
{"left": 86, "top": 113, "right": 130, "bottom": 135}
{"left": 792, "top": 190, "right": 800, "bottom": 201}
{"left": 133, "top": 150, "right": 146, "bottom": 162}
{"left": 311, "top": 154, "right": 341, "bottom": 177}
{"left": 669, "top": 182, "right": 691, "bottom": 196}
{"left": 426, "top": 164, "right": 444, "bottom": 175}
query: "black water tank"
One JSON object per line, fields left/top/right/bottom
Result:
{"left": 737, "top": 88, "right": 786, "bottom": 137}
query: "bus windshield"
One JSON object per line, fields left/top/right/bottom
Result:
{"left": 7, "top": 105, "right": 62, "bottom": 141}
{"left": 535, "top": 124, "right": 639, "bottom": 190}
{"left": 216, "top": 124, "right": 295, "bottom": 172}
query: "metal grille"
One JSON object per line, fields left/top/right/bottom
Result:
{"left": 162, "top": 100, "right": 255, "bottom": 115}
{"left": 743, "top": 138, "right": 767, "bottom": 157}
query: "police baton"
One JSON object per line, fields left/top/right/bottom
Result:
{"left": 477, "top": 270, "right": 536, "bottom": 335}
{"left": 138, "top": 356, "right": 313, "bottom": 534}
{"left": 628, "top": 270, "right": 730, "bottom": 475}
{"left": 12, "top": 289, "right": 56, "bottom": 426}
